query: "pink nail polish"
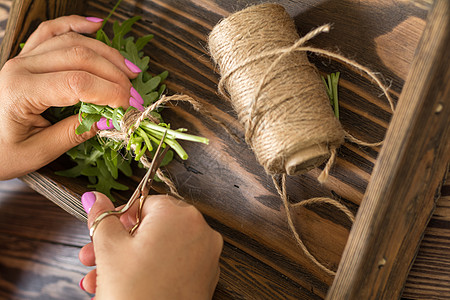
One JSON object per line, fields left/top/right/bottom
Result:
{"left": 96, "top": 117, "right": 115, "bottom": 130}
{"left": 81, "top": 192, "right": 96, "bottom": 214}
{"left": 86, "top": 17, "right": 103, "bottom": 23}
{"left": 130, "top": 87, "right": 144, "bottom": 105}
{"left": 125, "top": 59, "right": 141, "bottom": 73}
{"left": 79, "top": 277, "right": 86, "bottom": 291}
{"left": 129, "top": 97, "right": 144, "bottom": 111}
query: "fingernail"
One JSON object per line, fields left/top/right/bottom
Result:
{"left": 86, "top": 17, "right": 103, "bottom": 23}
{"left": 81, "top": 192, "right": 96, "bottom": 214}
{"left": 129, "top": 97, "right": 144, "bottom": 111}
{"left": 79, "top": 277, "right": 86, "bottom": 291}
{"left": 125, "top": 59, "right": 141, "bottom": 73}
{"left": 130, "top": 87, "right": 144, "bottom": 105}
{"left": 96, "top": 117, "right": 115, "bottom": 130}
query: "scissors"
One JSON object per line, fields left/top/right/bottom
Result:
{"left": 89, "top": 130, "right": 170, "bottom": 239}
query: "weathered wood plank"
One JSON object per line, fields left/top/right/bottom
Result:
{"left": 327, "top": 0, "right": 450, "bottom": 298}
{"left": 403, "top": 175, "right": 450, "bottom": 299}
{"left": 0, "top": 179, "right": 91, "bottom": 300}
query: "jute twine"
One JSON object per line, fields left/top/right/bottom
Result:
{"left": 98, "top": 94, "right": 204, "bottom": 200}
{"left": 208, "top": 3, "right": 394, "bottom": 276}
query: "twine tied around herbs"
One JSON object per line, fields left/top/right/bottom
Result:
{"left": 98, "top": 94, "right": 203, "bottom": 200}
{"left": 208, "top": 3, "right": 395, "bottom": 276}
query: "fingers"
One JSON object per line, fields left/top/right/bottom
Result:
{"left": 21, "top": 15, "right": 103, "bottom": 54}
{"left": 87, "top": 192, "right": 130, "bottom": 247}
{"left": 20, "top": 46, "right": 132, "bottom": 90}
{"left": 24, "top": 32, "right": 141, "bottom": 79}
{"left": 20, "top": 71, "right": 132, "bottom": 111}
{"left": 20, "top": 115, "right": 97, "bottom": 170}
{"left": 80, "top": 268, "right": 97, "bottom": 294}
{"left": 79, "top": 242, "right": 96, "bottom": 267}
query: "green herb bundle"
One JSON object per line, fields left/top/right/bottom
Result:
{"left": 46, "top": 5, "right": 208, "bottom": 200}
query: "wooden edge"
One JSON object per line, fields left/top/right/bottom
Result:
{"left": 327, "top": 0, "right": 450, "bottom": 299}
{"left": 21, "top": 172, "right": 87, "bottom": 222}
{"left": 0, "top": 0, "right": 85, "bottom": 66}
{"left": 0, "top": 0, "right": 24, "bottom": 65}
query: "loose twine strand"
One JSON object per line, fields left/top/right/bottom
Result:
{"left": 272, "top": 174, "right": 355, "bottom": 276}
{"left": 208, "top": 3, "right": 394, "bottom": 275}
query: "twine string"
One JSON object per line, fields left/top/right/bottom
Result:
{"left": 98, "top": 94, "right": 204, "bottom": 199}
{"left": 208, "top": 3, "right": 393, "bottom": 275}
{"left": 273, "top": 174, "right": 355, "bottom": 276}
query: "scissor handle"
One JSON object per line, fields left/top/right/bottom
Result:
{"left": 89, "top": 131, "right": 170, "bottom": 239}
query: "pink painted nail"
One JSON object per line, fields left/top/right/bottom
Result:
{"left": 81, "top": 192, "right": 96, "bottom": 214}
{"left": 96, "top": 117, "right": 115, "bottom": 130}
{"left": 86, "top": 17, "right": 103, "bottom": 23}
{"left": 125, "top": 59, "right": 141, "bottom": 73}
{"left": 79, "top": 277, "right": 86, "bottom": 291}
{"left": 129, "top": 97, "right": 144, "bottom": 111}
{"left": 130, "top": 87, "right": 144, "bottom": 105}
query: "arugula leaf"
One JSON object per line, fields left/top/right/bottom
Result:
{"left": 76, "top": 114, "right": 102, "bottom": 135}
{"left": 136, "top": 34, "right": 154, "bottom": 51}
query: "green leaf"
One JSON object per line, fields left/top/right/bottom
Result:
{"left": 118, "top": 157, "right": 133, "bottom": 177}
{"left": 55, "top": 159, "right": 90, "bottom": 177}
{"left": 143, "top": 91, "right": 160, "bottom": 106}
{"left": 145, "top": 77, "right": 161, "bottom": 93}
{"left": 112, "top": 107, "right": 121, "bottom": 130}
{"left": 76, "top": 114, "right": 102, "bottom": 135}
{"left": 81, "top": 167, "right": 100, "bottom": 177}
{"left": 135, "top": 34, "right": 154, "bottom": 51}
{"left": 157, "top": 70, "right": 169, "bottom": 82}
{"left": 96, "top": 29, "right": 111, "bottom": 46}
{"left": 104, "top": 148, "right": 119, "bottom": 179}
{"left": 160, "top": 149, "right": 174, "bottom": 167}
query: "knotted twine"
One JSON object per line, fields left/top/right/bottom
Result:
{"left": 97, "top": 94, "right": 204, "bottom": 200}
{"left": 208, "top": 3, "right": 394, "bottom": 276}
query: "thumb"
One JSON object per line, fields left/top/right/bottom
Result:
{"left": 83, "top": 192, "right": 130, "bottom": 248}
{"left": 26, "top": 114, "right": 97, "bottom": 167}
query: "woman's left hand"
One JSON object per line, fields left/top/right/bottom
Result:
{"left": 0, "top": 15, "right": 140, "bottom": 180}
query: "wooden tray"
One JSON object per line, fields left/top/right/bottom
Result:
{"left": 1, "top": 0, "right": 448, "bottom": 299}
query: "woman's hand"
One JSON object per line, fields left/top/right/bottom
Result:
{"left": 0, "top": 15, "right": 142, "bottom": 179}
{"left": 78, "top": 192, "right": 223, "bottom": 299}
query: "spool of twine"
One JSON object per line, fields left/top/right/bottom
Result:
{"left": 208, "top": 3, "right": 395, "bottom": 276}
{"left": 208, "top": 3, "right": 345, "bottom": 176}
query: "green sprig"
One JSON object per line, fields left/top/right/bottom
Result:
{"left": 322, "top": 72, "right": 340, "bottom": 119}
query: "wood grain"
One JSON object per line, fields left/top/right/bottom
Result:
{"left": 327, "top": 0, "right": 450, "bottom": 298}
{"left": 1, "top": 0, "right": 447, "bottom": 299}
{"left": 1, "top": 176, "right": 449, "bottom": 299}
{"left": 0, "top": 179, "right": 92, "bottom": 300}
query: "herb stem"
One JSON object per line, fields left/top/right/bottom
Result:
{"left": 140, "top": 121, "right": 209, "bottom": 145}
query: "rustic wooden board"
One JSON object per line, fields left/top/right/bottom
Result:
{"left": 327, "top": 0, "right": 450, "bottom": 298}
{"left": 1, "top": 176, "right": 449, "bottom": 299}
{"left": 0, "top": 179, "right": 92, "bottom": 300}
{"left": 1, "top": 0, "right": 447, "bottom": 299}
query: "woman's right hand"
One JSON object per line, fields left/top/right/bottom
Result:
{"left": 79, "top": 192, "right": 223, "bottom": 299}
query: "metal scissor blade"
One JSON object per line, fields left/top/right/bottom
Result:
{"left": 90, "top": 130, "right": 171, "bottom": 238}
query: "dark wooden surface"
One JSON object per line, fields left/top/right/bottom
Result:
{"left": 1, "top": 0, "right": 449, "bottom": 299}
{"left": 0, "top": 175, "right": 449, "bottom": 299}
{"left": 328, "top": 0, "right": 450, "bottom": 298}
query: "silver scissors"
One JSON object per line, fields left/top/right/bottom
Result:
{"left": 89, "top": 130, "right": 170, "bottom": 239}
